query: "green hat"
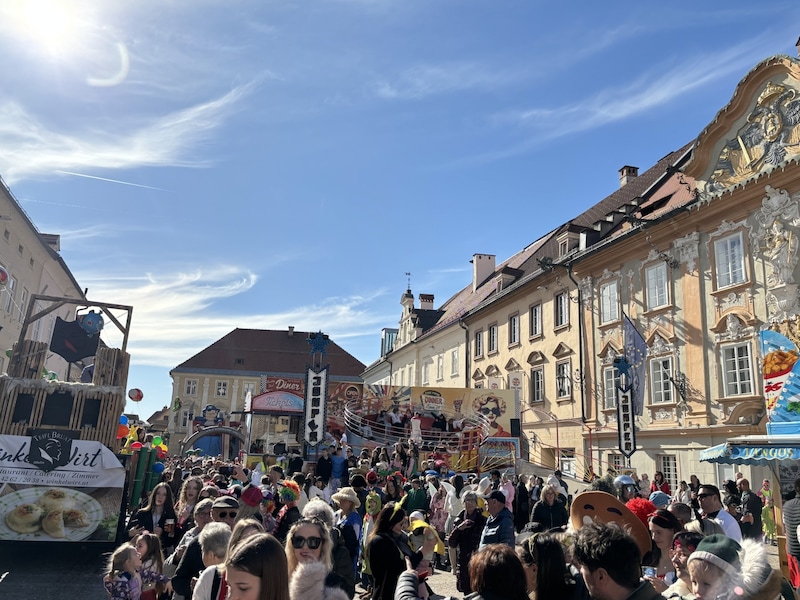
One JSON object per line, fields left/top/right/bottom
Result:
{"left": 688, "top": 534, "right": 741, "bottom": 577}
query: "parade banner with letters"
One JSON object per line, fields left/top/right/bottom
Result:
{"left": 0, "top": 432, "right": 125, "bottom": 542}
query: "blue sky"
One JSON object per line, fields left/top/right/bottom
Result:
{"left": 1, "top": 1, "right": 798, "bottom": 420}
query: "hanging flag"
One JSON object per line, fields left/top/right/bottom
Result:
{"left": 623, "top": 313, "right": 648, "bottom": 416}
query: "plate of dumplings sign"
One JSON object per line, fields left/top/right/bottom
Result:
{"left": 0, "top": 487, "right": 103, "bottom": 541}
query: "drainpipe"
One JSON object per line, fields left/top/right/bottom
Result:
{"left": 564, "top": 262, "right": 587, "bottom": 423}
{"left": 459, "top": 319, "right": 470, "bottom": 388}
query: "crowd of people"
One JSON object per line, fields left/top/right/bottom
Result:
{"left": 104, "top": 443, "right": 800, "bottom": 600}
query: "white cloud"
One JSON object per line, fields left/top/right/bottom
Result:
{"left": 0, "top": 83, "right": 254, "bottom": 184}
{"left": 371, "top": 61, "right": 523, "bottom": 100}
{"left": 494, "top": 34, "right": 774, "bottom": 141}
{"left": 76, "top": 266, "right": 392, "bottom": 369}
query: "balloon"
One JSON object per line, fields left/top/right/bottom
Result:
{"left": 131, "top": 441, "right": 143, "bottom": 450}
{"left": 128, "top": 388, "right": 143, "bottom": 401}
{"left": 116, "top": 424, "right": 129, "bottom": 439}
{"left": 119, "top": 415, "right": 129, "bottom": 425}
{"left": 152, "top": 462, "right": 165, "bottom": 474}
{"left": 159, "top": 444, "right": 168, "bottom": 452}
{"left": 152, "top": 436, "right": 162, "bottom": 446}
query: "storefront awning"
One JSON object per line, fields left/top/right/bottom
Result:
{"left": 699, "top": 435, "right": 800, "bottom": 465}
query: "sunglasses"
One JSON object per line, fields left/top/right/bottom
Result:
{"left": 479, "top": 407, "right": 501, "bottom": 416}
{"left": 216, "top": 511, "right": 237, "bottom": 519}
{"left": 291, "top": 535, "right": 322, "bottom": 549}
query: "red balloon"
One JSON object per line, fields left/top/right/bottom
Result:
{"left": 116, "top": 424, "right": 130, "bottom": 439}
{"left": 131, "top": 441, "right": 143, "bottom": 450}
{"left": 128, "top": 388, "right": 144, "bottom": 401}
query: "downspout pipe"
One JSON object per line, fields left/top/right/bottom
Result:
{"left": 564, "top": 262, "right": 586, "bottom": 423}
{"left": 459, "top": 319, "right": 470, "bottom": 388}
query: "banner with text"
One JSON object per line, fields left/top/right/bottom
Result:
{"left": 0, "top": 433, "right": 125, "bottom": 542}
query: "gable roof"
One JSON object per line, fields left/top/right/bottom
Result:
{"left": 172, "top": 328, "right": 365, "bottom": 379}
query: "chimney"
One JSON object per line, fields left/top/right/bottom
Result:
{"left": 471, "top": 254, "right": 496, "bottom": 292}
{"left": 419, "top": 294, "right": 434, "bottom": 310}
{"left": 619, "top": 165, "right": 639, "bottom": 187}
{"left": 288, "top": 326, "right": 294, "bottom": 336}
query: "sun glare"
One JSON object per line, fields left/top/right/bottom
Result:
{"left": 19, "top": 0, "right": 80, "bottom": 57}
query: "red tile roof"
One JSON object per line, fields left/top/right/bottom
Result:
{"left": 172, "top": 328, "right": 365, "bottom": 379}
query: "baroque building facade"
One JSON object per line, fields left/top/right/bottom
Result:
{"left": 364, "top": 49, "right": 800, "bottom": 488}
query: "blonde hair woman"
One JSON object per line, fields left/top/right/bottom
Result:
{"left": 285, "top": 518, "right": 349, "bottom": 600}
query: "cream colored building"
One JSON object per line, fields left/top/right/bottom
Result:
{"left": 0, "top": 177, "right": 84, "bottom": 379}
{"left": 364, "top": 50, "right": 800, "bottom": 489}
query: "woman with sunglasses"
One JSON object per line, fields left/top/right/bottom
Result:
{"left": 285, "top": 518, "right": 349, "bottom": 600}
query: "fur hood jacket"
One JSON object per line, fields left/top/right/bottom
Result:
{"left": 289, "top": 561, "right": 350, "bottom": 600}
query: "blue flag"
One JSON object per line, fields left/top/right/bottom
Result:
{"left": 623, "top": 313, "right": 648, "bottom": 416}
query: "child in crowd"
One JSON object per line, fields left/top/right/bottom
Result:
{"left": 687, "top": 534, "right": 782, "bottom": 600}
{"left": 104, "top": 542, "right": 171, "bottom": 600}
{"left": 762, "top": 497, "right": 776, "bottom": 545}
{"left": 134, "top": 533, "right": 167, "bottom": 600}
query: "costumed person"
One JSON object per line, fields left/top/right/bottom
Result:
{"left": 762, "top": 497, "right": 776, "bottom": 545}
{"left": 663, "top": 531, "right": 704, "bottom": 599}
{"left": 193, "top": 404, "right": 225, "bottom": 457}
{"left": 361, "top": 491, "right": 383, "bottom": 592}
{"left": 259, "top": 490, "right": 277, "bottom": 534}
{"left": 407, "top": 510, "right": 446, "bottom": 582}
{"left": 275, "top": 480, "right": 302, "bottom": 543}
{"left": 428, "top": 480, "right": 449, "bottom": 570}
{"left": 104, "top": 542, "right": 172, "bottom": 600}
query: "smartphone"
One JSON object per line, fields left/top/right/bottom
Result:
{"left": 219, "top": 465, "right": 234, "bottom": 477}
{"left": 642, "top": 567, "right": 656, "bottom": 578}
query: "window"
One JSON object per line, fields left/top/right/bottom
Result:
{"left": 555, "top": 292, "right": 569, "bottom": 327}
{"left": 400, "top": 369, "right": 405, "bottom": 386}
{"left": 181, "top": 410, "right": 190, "bottom": 428}
{"left": 422, "top": 362, "right": 430, "bottom": 385}
{"left": 608, "top": 453, "right": 625, "bottom": 474}
{"left": 645, "top": 263, "right": 669, "bottom": 310}
{"left": 529, "top": 304, "right": 542, "bottom": 337}
{"left": 488, "top": 324, "right": 498, "bottom": 353}
{"left": 451, "top": 349, "right": 459, "bottom": 376}
{"left": 603, "top": 366, "right": 620, "bottom": 409}
{"left": 508, "top": 314, "right": 520, "bottom": 345}
{"left": 559, "top": 449, "right": 576, "bottom": 477}
{"left": 721, "top": 343, "right": 753, "bottom": 396}
{"left": 4, "top": 276, "right": 15, "bottom": 313}
{"left": 436, "top": 355, "right": 444, "bottom": 380}
{"left": 18, "top": 287, "right": 28, "bottom": 323}
{"left": 715, "top": 232, "right": 746, "bottom": 288}
{"left": 599, "top": 281, "right": 619, "bottom": 324}
{"left": 215, "top": 380, "right": 228, "bottom": 398}
{"left": 242, "top": 381, "right": 256, "bottom": 398}
{"left": 474, "top": 330, "right": 484, "bottom": 357}
{"left": 556, "top": 361, "right": 572, "bottom": 399}
{"left": 657, "top": 454, "right": 678, "bottom": 492}
{"left": 530, "top": 367, "right": 544, "bottom": 403}
{"left": 185, "top": 379, "right": 198, "bottom": 395}
{"left": 650, "top": 357, "right": 674, "bottom": 404}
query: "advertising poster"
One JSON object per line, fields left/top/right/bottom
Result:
{"left": 359, "top": 385, "right": 517, "bottom": 438}
{"left": 478, "top": 437, "right": 520, "bottom": 474}
{"left": 0, "top": 432, "right": 125, "bottom": 542}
